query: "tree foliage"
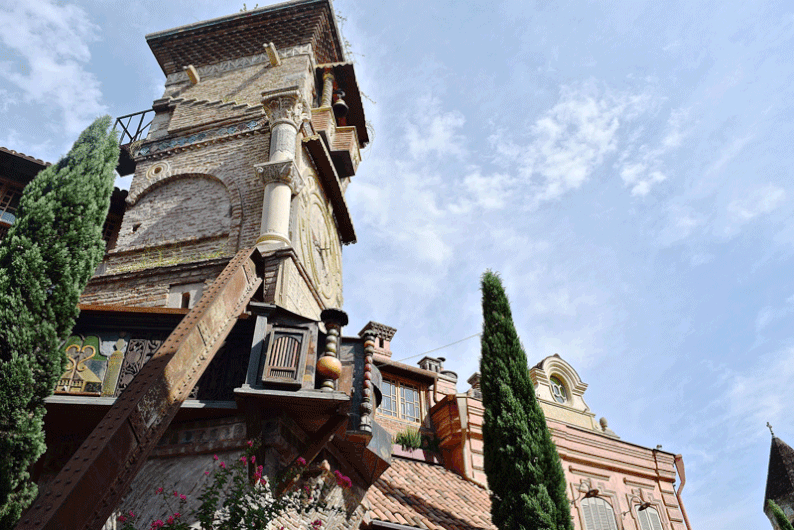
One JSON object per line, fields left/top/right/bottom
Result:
{"left": 0, "top": 116, "right": 118, "bottom": 527}
{"left": 769, "top": 500, "right": 794, "bottom": 530}
{"left": 479, "top": 270, "right": 573, "bottom": 530}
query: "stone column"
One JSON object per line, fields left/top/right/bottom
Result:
{"left": 321, "top": 69, "right": 335, "bottom": 108}
{"left": 255, "top": 87, "right": 307, "bottom": 250}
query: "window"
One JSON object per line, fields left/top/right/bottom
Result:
{"left": 636, "top": 506, "right": 663, "bottom": 530}
{"left": 550, "top": 375, "right": 568, "bottom": 404}
{"left": 260, "top": 327, "right": 309, "bottom": 388}
{"left": 0, "top": 180, "right": 23, "bottom": 226}
{"left": 167, "top": 283, "right": 204, "bottom": 309}
{"left": 380, "top": 379, "right": 422, "bottom": 423}
{"left": 382, "top": 380, "right": 397, "bottom": 417}
{"left": 580, "top": 497, "right": 618, "bottom": 530}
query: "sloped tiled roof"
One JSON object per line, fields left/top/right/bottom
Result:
{"left": 0, "top": 146, "right": 49, "bottom": 167}
{"left": 766, "top": 436, "right": 794, "bottom": 502}
{"left": 366, "top": 457, "right": 495, "bottom": 530}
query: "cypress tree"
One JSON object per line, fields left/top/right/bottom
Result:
{"left": 769, "top": 500, "right": 794, "bottom": 530}
{"left": 0, "top": 116, "right": 119, "bottom": 527}
{"left": 479, "top": 271, "right": 573, "bottom": 530}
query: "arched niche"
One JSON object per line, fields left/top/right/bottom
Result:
{"left": 114, "top": 173, "right": 240, "bottom": 253}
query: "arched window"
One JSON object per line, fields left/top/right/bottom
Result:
{"left": 636, "top": 505, "right": 663, "bottom": 530}
{"left": 580, "top": 497, "right": 618, "bottom": 530}
{"left": 550, "top": 375, "right": 568, "bottom": 404}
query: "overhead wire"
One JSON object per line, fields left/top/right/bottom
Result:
{"left": 391, "top": 333, "right": 481, "bottom": 364}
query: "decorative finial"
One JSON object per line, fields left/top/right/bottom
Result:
{"left": 767, "top": 422, "right": 775, "bottom": 437}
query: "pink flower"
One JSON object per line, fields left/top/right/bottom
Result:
{"left": 129, "top": 511, "right": 135, "bottom": 517}
{"left": 296, "top": 457, "right": 307, "bottom": 466}
{"left": 204, "top": 471, "right": 210, "bottom": 476}
{"left": 240, "top": 456, "right": 247, "bottom": 464}
{"left": 117, "top": 515, "right": 127, "bottom": 523}
{"left": 173, "top": 490, "right": 178, "bottom": 497}
{"left": 250, "top": 456, "right": 256, "bottom": 464}
{"left": 174, "top": 512, "right": 181, "bottom": 519}
{"left": 180, "top": 494, "right": 186, "bottom": 501}
{"left": 219, "top": 461, "right": 226, "bottom": 469}
{"left": 213, "top": 454, "right": 218, "bottom": 460}
{"left": 334, "top": 470, "right": 352, "bottom": 488}
{"left": 247, "top": 440, "right": 254, "bottom": 447}
{"left": 155, "top": 487, "right": 164, "bottom": 494}
{"left": 167, "top": 516, "right": 174, "bottom": 525}
{"left": 150, "top": 520, "right": 164, "bottom": 529}
{"left": 257, "top": 465, "right": 263, "bottom": 473}
{"left": 312, "top": 520, "right": 323, "bottom": 527}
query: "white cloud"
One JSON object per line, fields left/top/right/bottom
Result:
{"left": 491, "top": 81, "right": 668, "bottom": 204}
{"left": 658, "top": 205, "right": 705, "bottom": 246}
{"left": 617, "top": 106, "right": 691, "bottom": 196}
{"left": 447, "top": 171, "right": 515, "bottom": 214}
{"left": 525, "top": 82, "right": 651, "bottom": 201}
{"left": 404, "top": 95, "right": 466, "bottom": 160}
{"left": 0, "top": 0, "right": 106, "bottom": 137}
{"left": 754, "top": 295, "right": 794, "bottom": 333}
{"left": 727, "top": 346, "right": 794, "bottom": 436}
{"left": 702, "top": 134, "right": 754, "bottom": 181}
{"left": 620, "top": 163, "right": 666, "bottom": 196}
{"left": 728, "top": 184, "right": 786, "bottom": 222}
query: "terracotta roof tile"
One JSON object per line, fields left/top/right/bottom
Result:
{"left": 366, "top": 457, "right": 495, "bottom": 530}
{"left": 0, "top": 146, "right": 49, "bottom": 167}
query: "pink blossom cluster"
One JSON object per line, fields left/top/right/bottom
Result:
{"left": 117, "top": 510, "right": 135, "bottom": 523}
{"left": 253, "top": 464, "right": 267, "bottom": 486}
{"left": 311, "top": 519, "right": 323, "bottom": 528}
{"left": 333, "top": 470, "right": 352, "bottom": 489}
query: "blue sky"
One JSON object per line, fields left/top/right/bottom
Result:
{"left": 2, "top": 0, "right": 793, "bottom": 528}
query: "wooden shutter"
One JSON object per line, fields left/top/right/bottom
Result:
{"left": 261, "top": 328, "right": 307, "bottom": 388}
{"left": 637, "top": 506, "right": 663, "bottom": 530}
{"left": 581, "top": 498, "right": 618, "bottom": 530}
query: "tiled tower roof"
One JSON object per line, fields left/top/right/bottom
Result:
{"left": 146, "top": 0, "right": 344, "bottom": 75}
{"left": 765, "top": 436, "right": 794, "bottom": 503}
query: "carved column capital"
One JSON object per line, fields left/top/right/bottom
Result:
{"left": 261, "top": 86, "right": 309, "bottom": 128}
{"left": 254, "top": 160, "right": 304, "bottom": 195}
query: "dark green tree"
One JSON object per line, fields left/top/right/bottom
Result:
{"left": 0, "top": 116, "right": 118, "bottom": 527}
{"left": 768, "top": 500, "right": 794, "bottom": 530}
{"left": 479, "top": 271, "right": 573, "bottom": 530}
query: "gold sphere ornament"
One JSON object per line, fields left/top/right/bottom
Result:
{"left": 316, "top": 355, "right": 342, "bottom": 380}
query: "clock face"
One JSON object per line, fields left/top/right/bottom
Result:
{"left": 300, "top": 192, "right": 341, "bottom": 305}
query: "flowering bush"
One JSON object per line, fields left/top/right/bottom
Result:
{"left": 118, "top": 441, "right": 352, "bottom": 530}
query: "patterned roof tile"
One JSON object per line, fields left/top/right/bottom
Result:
{"left": 366, "top": 457, "right": 495, "bottom": 530}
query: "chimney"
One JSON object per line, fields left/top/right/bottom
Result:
{"left": 418, "top": 356, "right": 444, "bottom": 373}
{"left": 467, "top": 372, "right": 482, "bottom": 399}
{"left": 357, "top": 321, "right": 397, "bottom": 357}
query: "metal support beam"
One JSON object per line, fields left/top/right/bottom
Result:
{"left": 17, "top": 248, "right": 262, "bottom": 530}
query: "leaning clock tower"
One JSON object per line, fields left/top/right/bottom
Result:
{"left": 81, "top": 0, "right": 368, "bottom": 321}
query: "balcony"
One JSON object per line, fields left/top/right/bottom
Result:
{"left": 114, "top": 110, "right": 154, "bottom": 176}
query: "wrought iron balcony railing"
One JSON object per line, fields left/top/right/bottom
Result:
{"left": 114, "top": 109, "right": 155, "bottom": 176}
{"left": 114, "top": 109, "right": 154, "bottom": 146}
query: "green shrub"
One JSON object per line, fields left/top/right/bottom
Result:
{"left": 394, "top": 428, "right": 422, "bottom": 450}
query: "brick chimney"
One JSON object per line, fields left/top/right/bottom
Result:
{"left": 357, "top": 321, "right": 397, "bottom": 357}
